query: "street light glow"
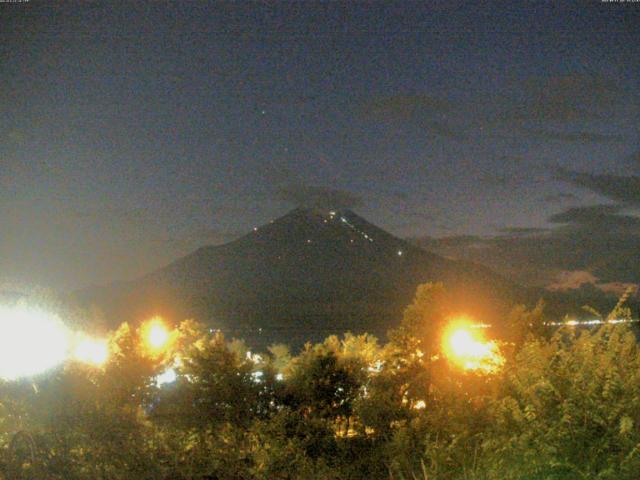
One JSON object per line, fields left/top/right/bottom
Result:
{"left": 142, "top": 317, "right": 171, "bottom": 354}
{"left": 148, "top": 324, "right": 169, "bottom": 348}
{"left": 442, "top": 317, "right": 504, "bottom": 373}
{"left": 73, "top": 335, "right": 109, "bottom": 367}
{"left": 0, "top": 304, "right": 71, "bottom": 380}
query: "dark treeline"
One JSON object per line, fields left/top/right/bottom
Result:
{"left": 1, "top": 283, "right": 640, "bottom": 479}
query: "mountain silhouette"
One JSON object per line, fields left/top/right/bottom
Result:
{"left": 75, "top": 208, "right": 527, "bottom": 348}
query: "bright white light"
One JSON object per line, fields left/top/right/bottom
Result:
{"left": 442, "top": 318, "right": 504, "bottom": 373}
{"left": 0, "top": 304, "right": 70, "bottom": 380}
{"left": 142, "top": 318, "right": 170, "bottom": 353}
{"left": 413, "top": 400, "right": 426, "bottom": 410}
{"left": 397, "top": 250, "right": 403, "bottom": 256}
{"left": 156, "top": 368, "right": 177, "bottom": 387}
{"left": 368, "top": 360, "right": 383, "bottom": 373}
{"left": 449, "top": 329, "right": 487, "bottom": 358}
{"left": 276, "top": 373, "right": 284, "bottom": 381}
{"left": 73, "top": 336, "right": 109, "bottom": 367}
{"left": 246, "top": 351, "right": 263, "bottom": 363}
{"left": 148, "top": 324, "right": 169, "bottom": 348}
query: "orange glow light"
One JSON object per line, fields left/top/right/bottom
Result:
{"left": 141, "top": 317, "right": 171, "bottom": 354}
{"left": 73, "top": 335, "right": 109, "bottom": 367}
{"left": 442, "top": 317, "right": 504, "bottom": 373}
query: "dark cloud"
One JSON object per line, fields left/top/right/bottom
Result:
{"left": 362, "top": 94, "right": 466, "bottom": 140}
{"left": 546, "top": 270, "right": 599, "bottom": 292}
{"left": 6, "top": 129, "right": 27, "bottom": 145}
{"left": 546, "top": 270, "right": 637, "bottom": 296}
{"left": 478, "top": 172, "right": 547, "bottom": 192}
{"left": 478, "top": 171, "right": 526, "bottom": 188}
{"left": 498, "top": 227, "right": 549, "bottom": 236}
{"left": 499, "top": 74, "right": 623, "bottom": 123}
{"left": 392, "top": 191, "right": 410, "bottom": 202}
{"left": 408, "top": 211, "right": 434, "bottom": 222}
{"left": 526, "top": 129, "right": 626, "bottom": 144}
{"left": 276, "top": 184, "right": 363, "bottom": 210}
{"left": 548, "top": 204, "right": 640, "bottom": 235}
{"left": 549, "top": 204, "right": 640, "bottom": 238}
{"left": 420, "top": 120, "right": 465, "bottom": 140}
{"left": 71, "top": 206, "right": 148, "bottom": 225}
{"left": 411, "top": 203, "right": 640, "bottom": 289}
{"left": 476, "top": 155, "right": 548, "bottom": 190}
{"left": 164, "top": 227, "right": 239, "bottom": 249}
{"left": 543, "top": 192, "right": 579, "bottom": 203}
{"left": 548, "top": 204, "right": 624, "bottom": 225}
{"left": 414, "top": 235, "right": 487, "bottom": 250}
{"left": 261, "top": 162, "right": 304, "bottom": 187}
{"left": 366, "top": 94, "right": 452, "bottom": 118}
{"left": 488, "top": 74, "right": 633, "bottom": 148}
{"left": 555, "top": 168, "right": 640, "bottom": 206}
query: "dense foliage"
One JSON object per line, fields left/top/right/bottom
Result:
{"left": 1, "top": 283, "right": 639, "bottom": 479}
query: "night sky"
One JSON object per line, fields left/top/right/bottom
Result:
{"left": 1, "top": 1, "right": 639, "bottom": 291}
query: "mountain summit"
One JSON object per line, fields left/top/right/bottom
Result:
{"left": 76, "top": 208, "right": 523, "bottom": 347}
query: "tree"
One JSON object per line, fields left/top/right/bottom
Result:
{"left": 483, "top": 324, "right": 640, "bottom": 479}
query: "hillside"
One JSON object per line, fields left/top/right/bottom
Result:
{"left": 75, "top": 208, "right": 528, "bottom": 347}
